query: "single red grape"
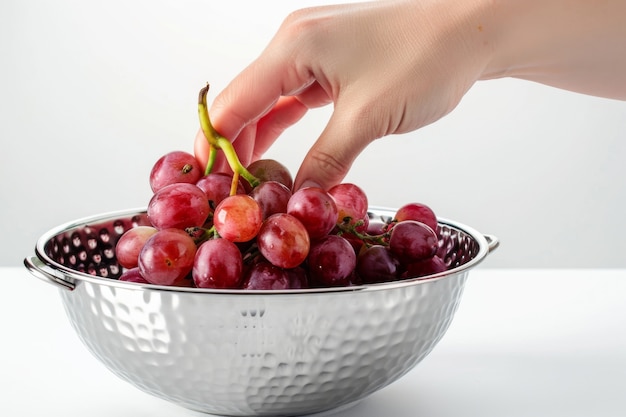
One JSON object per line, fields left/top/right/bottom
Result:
{"left": 356, "top": 245, "right": 401, "bottom": 284}
{"left": 147, "top": 183, "right": 210, "bottom": 230}
{"left": 118, "top": 267, "right": 150, "bottom": 284}
{"left": 366, "top": 218, "right": 388, "bottom": 236}
{"left": 393, "top": 202, "right": 438, "bottom": 233}
{"left": 249, "top": 180, "right": 292, "bottom": 219}
{"left": 193, "top": 238, "right": 243, "bottom": 289}
{"left": 149, "top": 151, "right": 203, "bottom": 192}
{"left": 242, "top": 260, "right": 308, "bottom": 290}
{"left": 213, "top": 195, "right": 263, "bottom": 242}
{"left": 115, "top": 226, "right": 158, "bottom": 269}
{"left": 138, "top": 228, "right": 197, "bottom": 286}
{"left": 328, "top": 183, "right": 368, "bottom": 227}
{"left": 388, "top": 220, "right": 438, "bottom": 265}
{"left": 287, "top": 187, "right": 338, "bottom": 239}
{"left": 404, "top": 255, "right": 448, "bottom": 279}
{"left": 257, "top": 213, "right": 310, "bottom": 269}
{"left": 307, "top": 234, "right": 356, "bottom": 287}
{"left": 246, "top": 159, "right": 293, "bottom": 190}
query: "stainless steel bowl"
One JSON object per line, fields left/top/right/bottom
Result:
{"left": 24, "top": 207, "right": 498, "bottom": 416}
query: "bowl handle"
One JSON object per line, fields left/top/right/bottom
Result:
{"left": 483, "top": 234, "right": 500, "bottom": 253}
{"left": 23, "top": 256, "right": 76, "bottom": 291}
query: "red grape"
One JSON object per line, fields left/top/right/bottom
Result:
{"left": 257, "top": 213, "right": 310, "bottom": 269}
{"left": 287, "top": 187, "right": 338, "bottom": 239}
{"left": 328, "top": 183, "right": 368, "bottom": 227}
{"left": 116, "top": 143, "right": 449, "bottom": 288}
{"left": 242, "top": 261, "right": 308, "bottom": 290}
{"left": 404, "top": 255, "right": 447, "bottom": 279}
{"left": 356, "top": 245, "right": 401, "bottom": 284}
{"left": 307, "top": 234, "right": 356, "bottom": 287}
{"left": 388, "top": 220, "right": 438, "bottom": 265}
{"left": 118, "top": 267, "right": 149, "bottom": 284}
{"left": 213, "top": 195, "right": 263, "bottom": 242}
{"left": 138, "top": 228, "right": 197, "bottom": 286}
{"left": 367, "top": 218, "right": 388, "bottom": 236}
{"left": 246, "top": 159, "right": 293, "bottom": 190}
{"left": 193, "top": 238, "right": 243, "bottom": 288}
{"left": 115, "top": 226, "right": 157, "bottom": 269}
{"left": 249, "top": 180, "right": 292, "bottom": 219}
{"left": 147, "top": 183, "right": 210, "bottom": 230}
{"left": 393, "top": 202, "right": 438, "bottom": 233}
{"left": 149, "top": 151, "right": 203, "bottom": 193}
{"left": 195, "top": 172, "right": 246, "bottom": 210}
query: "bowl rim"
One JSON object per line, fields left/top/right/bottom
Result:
{"left": 31, "top": 206, "right": 494, "bottom": 295}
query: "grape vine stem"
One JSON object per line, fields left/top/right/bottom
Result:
{"left": 335, "top": 219, "right": 391, "bottom": 247}
{"left": 198, "top": 84, "right": 260, "bottom": 190}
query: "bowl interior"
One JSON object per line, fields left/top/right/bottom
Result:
{"left": 35, "top": 207, "right": 486, "bottom": 291}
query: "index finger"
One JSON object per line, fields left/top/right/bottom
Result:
{"left": 208, "top": 48, "right": 316, "bottom": 143}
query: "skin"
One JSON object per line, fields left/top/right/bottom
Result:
{"left": 194, "top": 0, "right": 626, "bottom": 190}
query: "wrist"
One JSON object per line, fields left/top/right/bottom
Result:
{"left": 480, "top": 0, "right": 562, "bottom": 81}
{"left": 481, "top": 0, "right": 626, "bottom": 98}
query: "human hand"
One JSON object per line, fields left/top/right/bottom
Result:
{"left": 194, "top": 0, "right": 626, "bottom": 190}
{"left": 194, "top": 0, "right": 495, "bottom": 189}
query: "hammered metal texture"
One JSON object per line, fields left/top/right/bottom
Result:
{"left": 33, "top": 208, "right": 484, "bottom": 416}
{"left": 60, "top": 271, "right": 467, "bottom": 416}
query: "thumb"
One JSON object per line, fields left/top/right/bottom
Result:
{"left": 293, "top": 103, "right": 375, "bottom": 190}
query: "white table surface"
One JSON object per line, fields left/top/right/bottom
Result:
{"left": 2, "top": 266, "right": 625, "bottom": 417}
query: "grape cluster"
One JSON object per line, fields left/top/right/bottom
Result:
{"left": 115, "top": 150, "right": 447, "bottom": 290}
{"left": 115, "top": 84, "right": 447, "bottom": 289}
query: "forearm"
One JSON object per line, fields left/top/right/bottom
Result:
{"left": 483, "top": 0, "right": 626, "bottom": 99}
{"left": 197, "top": 0, "right": 625, "bottom": 189}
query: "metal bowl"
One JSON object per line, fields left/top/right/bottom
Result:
{"left": 24, "top": 207, "right": 498, "bottom": 416}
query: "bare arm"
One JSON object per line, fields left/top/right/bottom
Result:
{"left": 485, "top": 0, "right": 626, "bottom": 98}
{"left": 195, "top": 0, "right": 626, "bottom": 190}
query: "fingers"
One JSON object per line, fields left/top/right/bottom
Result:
{"left": 193, "top": 124, "right": 256, "bottom": 174}
{"left": 293, "top": 99, "right": 374, "bottom": 190}
{"left": 253, "top": 83, "right": 332, "bottom": 159}
{"left": 253, "top": 96, "right": 309, "bottom": 160}
{"left": 195, "top": 17, "right": 334, "bottom": 177}
{"left": 193, "top": 129, "right": 210, "bottom": 171}
{"left": 229, "top": 124, "right": 257, "bottom": 168}
{"left": 208, "top": 50, "right": 316, "bottom": 144}
{"left": 194, "top": 84, "right": 331, "bottom": 175}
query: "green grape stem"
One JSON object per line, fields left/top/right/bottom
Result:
{"left": 335, "top": 218, "right": 392, "bottom": 247}
{"left": 198, "top": 84, "right": 260, "bottom": 188}
{"left": 204, "top": 144, "right": 218, "bottom": 176}
{"left": 185, "top": 225, "right": 219, "bottom": 246}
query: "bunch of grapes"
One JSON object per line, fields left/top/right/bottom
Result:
{"left": 114, "top": 85, "right": 447, "bottom": 290}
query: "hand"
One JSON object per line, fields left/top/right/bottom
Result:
{"left": 195, "top": 0, "right": 626, "bottom": 190}
{"left": 195, "top": 0, "right": 494, "bottom": 189}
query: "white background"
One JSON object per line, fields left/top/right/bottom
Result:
{"left": 2, "top": 0, "right": 626, "bottom": 268}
